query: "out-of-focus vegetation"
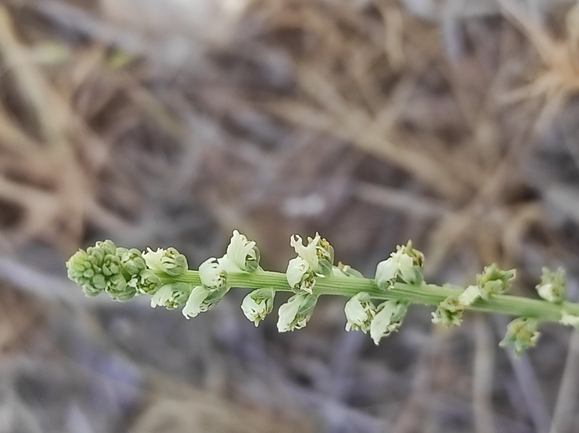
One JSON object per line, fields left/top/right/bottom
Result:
{"left": 1, "top": 0, "right": 579, "bottom": 432}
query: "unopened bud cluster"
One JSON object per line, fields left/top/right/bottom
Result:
{"left": 67, "top": 231, "right": 579, "bottom": 355}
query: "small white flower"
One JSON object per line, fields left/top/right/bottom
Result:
{"left": 241, "top": 288, "right": 275, "bottom": 326}
{"left": 286, "top": 257, "right": 310, "bottom": 288}
{"left": 290, "top": 234, "right": 320, "bottom": 271}
{"left": 375, "top": 250, "right": 414, "bottom": 289}
{"left": 150, "top": 284, "right": 173, "bottom": 308}
{"left": 143, "top": 248, "right": 166, "bottom": 272}
{"left": 277, "top": 294, "right": 303, "bottom": 332}
{"left": 199, "top": 257, "right": 226, "bottom": 290}
{"left": 560, "top": 311, "right": 579, "bottom": 328}
{"left": 182, "top": 285, "right": 211, "bottom": 319}
{"left": 537, "top": 283, "right": 556, "bottom": 303}
{"left": 370, "top": 301, "right": 407, "bottom": 345}
{"left": 277, "top": 293, "right": 317, "bottom": 332}
{"left": 345, "top": 293, "right": 375, "bottom": 332}
{"left": 143, "top": 247, "right": 187, "bottom": 276}
{"left": 458, "top": 285, "right": 481, "bottom": 307}
{"left": 224, "top": 230, "right": 259, "bottom": 272}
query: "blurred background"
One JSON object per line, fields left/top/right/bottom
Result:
{"left": 0, "top": 0, "right": 579, "bottom": 432}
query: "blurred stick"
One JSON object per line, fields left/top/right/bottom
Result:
{"left": 494, "top": 316, "right": 551, "bottom": 433}
{"left": 473, "top": 315, "right": 496, "bottom": 433}
{"left": 549, "top": 332, "right": 579, "bottom": 433}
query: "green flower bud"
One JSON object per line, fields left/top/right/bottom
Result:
{"left": 477, "top": 264, "right": 516, "bottom": 300}
{"left": 277, "top": 293, "right": 318, "bottom": 332}
{"left": 431, "top": 296, "right": 464, "bottom": 327}
{"left": 67, "top": 240, "right": 139, "bottom": 300}
{"left": 241, "top": 288, "right": 275, "bottom": 326}
{"left": 370, "top": 301, "right": 408, "bottom": 344}
{"left": 500, "top": 317, "right": 540, "bottom": 355}
{"left": 536, "top": 267, "right": 566, "bottom": 304}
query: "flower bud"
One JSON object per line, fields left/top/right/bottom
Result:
{"left": 536, "top": 267, "right": 566, "bottom": 304}
{"left": 370, "top": 301, "right": 408, "bottom": 345}
{"left": 431, "top": 296, "right": 464, "bottom": 327}
{"left": 500, "top": 317, "right": 540, "bottom": 355}
{"left": 344, "top": 292, "right": 375, "bottom": 332}
{"left": 66, "top": 240, "right": 141, "bottom": 301}
{"left": 477, "top": 264, "right": 516, "bottom": 300}
{"left": 241, "top": 288, "right": 275, "bottom": 326}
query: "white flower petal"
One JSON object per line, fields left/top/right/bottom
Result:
{"left": 150, "top": 284, "right": 173, "bottom": 308}
{"left": 143, "top": 248, "right": 166, "bottom": 272}
{"left": 182, "top": 286, "right": 210, "bottom": 319}
{"left": 226, "top": 230, "right": 256, "bottom": 271}
{"left": 277, "top": 294, "right": 303, "bottom": 332}
{"left": 286, "top": 257, "right": 310, "bottom": 288}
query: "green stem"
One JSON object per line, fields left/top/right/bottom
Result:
{"left": 157, "top": 269, "right": 578, "bottom": 324}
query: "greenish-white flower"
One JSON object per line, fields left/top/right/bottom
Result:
{"left": 290, "top": 234, "right": 320, "bottom": 271}
{"left": 199, "top": 257, "right": 227, "bottom": 290}
{"left": 286, "top": 257, "right": 310, "bottom": 289}
{"left": 289, "top": 233, "right": 334, "bottom": 277}
{"left": 431, "top": 296, "right": 464, "bottom": 327}
{"left": 560, "top": 310, "right": 579, "bottom": 328}
{"left": 536, "top": 267, "right": 566, "bottom": 304}
{"left": 370, "top": 301, "right": 408, "bottom": 345}
{"left": 458, "top": 285, "right": 480, "bottom": 307}
{"left": 477, "top": 264, "right": 516, "bottom": 300}
{"left": 143, "top": 247, "right": 188, "bottom": 276}
{"left": 150, "top": 283, "right": 190, "bottom": 309}
{"left": 345, "top": 292, "right": 375, "bottom": 332}
{"left": 277, "top": 293, "right": 318, "bottom": 332}
{"left": 182, "top": 285, "right": 211, "bottom": 319}
{"left": 241, "top": 288, "right": 275, "bottom": 326}
{"left": 500, "top": 317, "right": 540, "bottom": 355}
{"left": 375, "top": 249, "right": 414, "bottom": 289}
{"left": 219, "top": 230, "right": 260, "bottom": 273}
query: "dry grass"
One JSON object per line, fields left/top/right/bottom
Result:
{"left": 0, "top": 0, "right": 579, "bottom": 432}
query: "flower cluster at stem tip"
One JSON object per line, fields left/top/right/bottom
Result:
{"left": 66, "top": 231, "right": 579, "bottom": 355}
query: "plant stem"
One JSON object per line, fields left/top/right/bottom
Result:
{"left": 158, "top": 269, "right": 579, "bottom": 324}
